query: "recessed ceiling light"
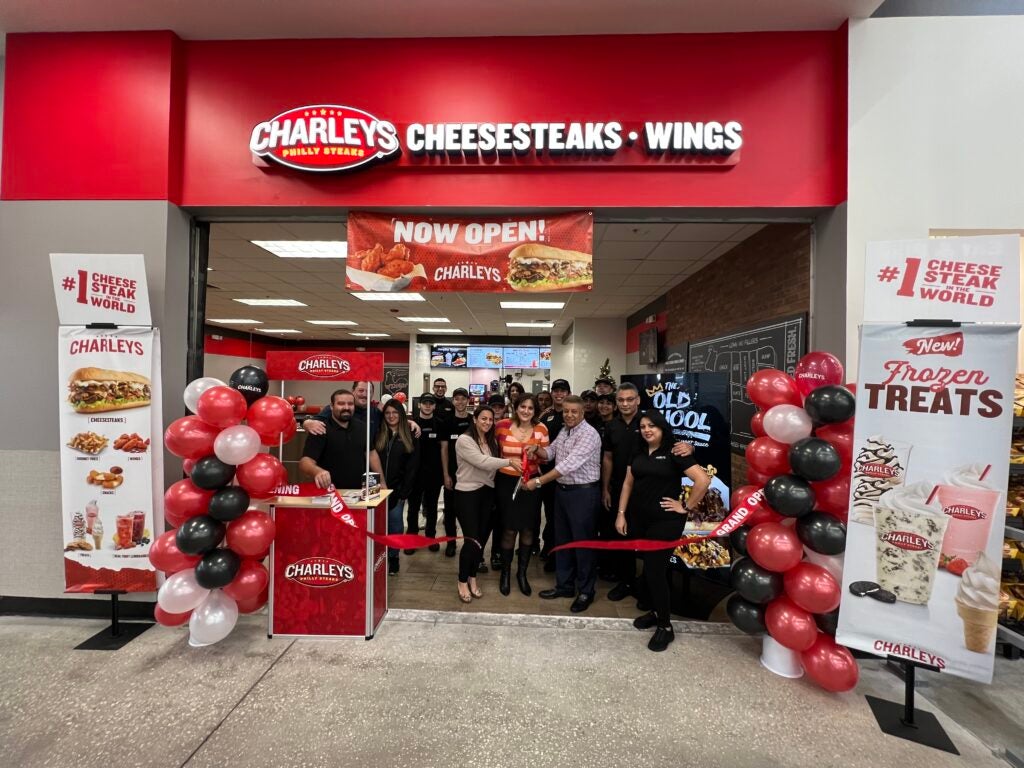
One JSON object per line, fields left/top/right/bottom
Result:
{"left": 251, "top": 240, "right": 348, "bottom": 258}
{"left": 208, "top": 318, "right": 262, "bottom": 324}
{"left": 306, "top": 320, "right": 358, "bottom": 326}
{"left": 506, "top": 322, "right": 555, "bottom": 328}
{"left": 398, "top": 317, "right": 450, "bottom": 323}
{"left": 500, "top": 301, "right": 565, "bottom": 310}
{"left": 261, "top": 329, "right": 301, "bottom": 334}
{"left": 350, "top": 332, "right": 390, "bottom": 338}
{"left": 419, "top": 328, "right": 463, "bottom": 334}
{"left": 351, "top": 292, "right": 426, "bottom": 302}
{"left": 234, "top": 298, "right": 308, "bottom": 307}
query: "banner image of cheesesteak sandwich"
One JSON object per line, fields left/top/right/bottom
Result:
{"left": 836, "top": 323, "right": 1018, "bottom": 682}
{"left": 346, "top": 211, "right": 593, "bottom": 293}
{"left": 58, "top": 326, "right": 161, "bottom": 592}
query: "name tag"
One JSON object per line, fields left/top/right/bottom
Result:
{"left": 654, "top": 455, "right": 668, "bottom": 461}
{"left": 426, "top": 432, "right": 437, "bottom": 439}
{"left": 450, "top": 434, "right": 460, "bottom": 440}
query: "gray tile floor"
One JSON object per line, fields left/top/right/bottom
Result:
{"left": 0, "top": 613, "right": 1020, "bottom": 768}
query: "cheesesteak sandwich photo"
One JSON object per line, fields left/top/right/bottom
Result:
{"left": 67, "top": 368, "right": 152, "bottom": 413}
{"left": 506, "top": 243, "right": 593, "bottom": 292}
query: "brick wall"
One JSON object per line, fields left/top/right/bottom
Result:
{"left": 664, "top": 223, "right": 812, "bottom": 485}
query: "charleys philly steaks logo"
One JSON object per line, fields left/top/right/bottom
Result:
{"left": 297, "top": 354, "right": 352, "bottom": 378}
{"left": 285, "top": 557, "right": 355, "bottom": 587}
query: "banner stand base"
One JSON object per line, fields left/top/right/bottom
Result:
{"left": 865, "top": 658, "right": 958, "bottom": 755}
{"left": 74, "top": 591, "right": 153, "bottom": 651}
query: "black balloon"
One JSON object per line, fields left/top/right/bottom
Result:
{"left": 788, "top": 438, "right": 842, "bottom": 482}
{"left": 730, "top": 525, "right": 751, "bottom": 557}
{"left": 175, "top": 515, "right": 226, "bottom": 556}
{"left": 803, "top": 385, "right": 856, "bottom": 425}
{"left": 208, "top": 486, "right": 250, "bottom": 522}
{"left": 190, "top": 455, "right": 236, "bottom": 490}
{"left": 796, "top": 512, "right": 847, "bottom": 555}
{"left": 815, "top": 608, "right": 840, "bottom": 636}
{"left": 727, "top": 594, "right": 767, "bottom": 635}
{"left": 730, "top": 557, "right": 784, "bottom": 605}
{"left": 195, "top": 548, "right": 242, "bottom": 589}
{"left": 764, "top": 474, "right": 816, "bottom": 518}
{"left": 228, "top": 365, "right": 270, "bottom": 406}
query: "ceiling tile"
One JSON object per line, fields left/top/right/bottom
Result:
{"left": 601, "top": 223, "right": 674, "bottom": 242}
{"left": 645, "top": 241, "right": 716, "bottom": 260}
{"left": 729, "top": 223, "right": 767, "bottom": 242}
{"left": 663, "top": 222, "right": 745, "bottom": 242}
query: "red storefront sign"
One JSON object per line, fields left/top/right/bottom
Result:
{"left": 265, "top": 351, "right": 384, "bottom": 381}
{"left": 346, "top": 211, "right": 592, "bottom": 293}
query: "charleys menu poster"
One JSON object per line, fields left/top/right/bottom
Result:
{"left": 345, "top": 211, "right": 593, "bottom": 293}
{"left": 58, "top": 327, "right": 162, "bottom": 592}
{"left": 836, "top": 323, "right": 1019, "bottom": 683}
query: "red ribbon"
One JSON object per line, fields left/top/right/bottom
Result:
{"left": 331, "top": 490, "right": 475, "bottom": 550}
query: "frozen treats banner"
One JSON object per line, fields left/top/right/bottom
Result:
{"left": 345, "top": 211, "right": 593, "bottom": 293}
{"left": 836, "top": 322, "right": 1019, "bottom": 682}
{"left": 58, "top": 326, "right": 162, "bottom": 592}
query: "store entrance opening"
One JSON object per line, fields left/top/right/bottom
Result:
{"left": 198, "top": 216, "right": 813, "bottom": 621}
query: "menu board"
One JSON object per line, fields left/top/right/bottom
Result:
{"left": 539, "top": 348, "right": 552, "bottom": 369}
{"left": 504, "top": 347, "right": 541, "bottom": 369}
{"left": 429, "top": 345, "right": 467, "bottom": 368}
{"left": 468, "top": 346, "right": 504, "bottom": 368}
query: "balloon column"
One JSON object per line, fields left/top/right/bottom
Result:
{"left": 728, "top": 352, "right": 860, "bottom": 693}
{"left": 152, "top": 366, "right": 289, "bottom": 646}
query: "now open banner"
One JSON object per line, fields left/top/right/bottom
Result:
{"left": 345, "top": 210, "right": 593, "bottom": 293}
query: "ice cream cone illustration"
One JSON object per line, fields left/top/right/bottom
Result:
{"left": 954, "top": 552, "right": 999, "bottom": 653}
{"left": 92, "top": 518, "right": 104, "bottom": 550}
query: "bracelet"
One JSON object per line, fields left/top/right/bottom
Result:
{"left": 617, "top": 509, "right": 626, "bottom": 515}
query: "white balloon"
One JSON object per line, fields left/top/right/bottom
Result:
{"left": 183, "top": 377, "right": 225, "bottom": 414}
{"left": 157, "top": 568, "right": 210, "bottom": 614}
{"left": 762, "top": 404, "right": 813, "bottom": 444}
{"left": 188, "top": 590, "right": 239, "bottom": 646}
{"left": 380, "top": 394, "right": 392, "bottom": 405}
{"left": 803, "top": 549, "right": 845, "bottom": 581}
{"left": 214, "top": 425, "right": 261, "bottom": 465}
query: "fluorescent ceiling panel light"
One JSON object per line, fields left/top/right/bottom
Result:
{"left": 350, "top": 332, "right": 390, "bottom": 338}
{"left": 261, "top": 329, "right": 301, "bottom": 334}
{"left": 500, "top": 301, "right": 565, "bottom": 310}
{"left": 208, "top": 318, "right": 262, "bottom": 324}
{"left": 419, "top": 328, "right": 462, "bottom": 334}
{"left": 306, "top": 320, "right": 358, "bottom": 326}
{"left": 251, "top": 240, "right": 348, "bottom": 258}
{"left": 398, "top": 317, "right": 449, "bottom": 323}
{"left": 351, "top": 292, "right": 425, "bottom": 302}
{"left": 234, "top": 298, "right": 308, "bottom": 307}
{"left": 506, "top": 322, "right": 555, "bottom": 328}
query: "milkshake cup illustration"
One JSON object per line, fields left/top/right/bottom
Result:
{"left": 874, "top": 483, "right": 948, "bottom": 604}
{"left": 937, "top": 464, "right": 1001, "bottom": 566}
{"left": 85, "top": 500, "right": 99, "bottom": 534}
{"left": 851, "top": 435, "right": 911, "bottom": 525}
{"left": 955, "top": 552, "right": 999, "bottom": 653}
{"left": 92, "top": 518, "right": 104, "bottom": 550}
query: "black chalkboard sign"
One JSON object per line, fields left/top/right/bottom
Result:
{"left": 686, "top": 313, "right": 806, "bottom": 453}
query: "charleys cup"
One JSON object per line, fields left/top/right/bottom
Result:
{"left": 874, "top": 483, "right": 948, "bottom": 605}
{"left": 936, "top": 464, "right": 1001, "bottom": 567}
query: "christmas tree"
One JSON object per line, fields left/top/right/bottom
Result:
{"left": 597, "top": 358, "right": 615, "bottom": 385}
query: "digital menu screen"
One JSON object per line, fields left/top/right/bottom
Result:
{"left": 468, "top": 346, "right": 504, "bottom": 368}
{"left": 504, "top": 347, "right": 540, "bottom": 369}
{"left": 539, "top": 348, "right": 552, "bottom": 369}
{"left": 469, "top": 383, "right": 486, "bottom": 396}
{"left": 430, "top": 345, "right": 468, "bottom": 368}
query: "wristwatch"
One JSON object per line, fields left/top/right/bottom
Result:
{"left": 533, "top": 479, "right": 542, "bottom": 490}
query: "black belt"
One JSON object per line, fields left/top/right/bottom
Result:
{"left": 557, "top": 481, "right": 600, "bottom": 489}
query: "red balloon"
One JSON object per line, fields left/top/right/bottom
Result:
{"left": 154, "top": 605, "right": 193, "bottom": 627}
{"left": 196, "top": 385, "right": 248, "bottom": 429}
{"left": 148, "top": 529, "right": 202, "bottom": 573}
{"left": 164, "top": 416, "right": 220, "bottom": 460}
{"left": 182, "top": 458, "right": 196, "bottom": 476}
{"left": 247, "top": 396, "right": 295, "bottom": 438}
{"left": 223, "top": 559, "right": 269, "bottom": 602}
{"left": 844, "top": 382, "right": 857, "bottom": 395}
{"left": 814, "top": 421, "right": 854, "bottom": 466}
{"left": 227, "top": 510, "right": 277, "bottom": 557}
{"left": 801, "top": 633, "right": 860, "bottom": 692}
{"left": 730, "top": 484, "right": 760, "bottom": 511}
{"left": 765, "top": 596, "right": 819, "bottom": 651}
{"left": 811, "top": 474, "right": 851, "bottom": 516}
{"left": 746, "top": 468, "right": 775, "bottom": 487}
{"left": 745, "top": 437, "right": 792, "bottom": 477}
{"left": 258, "top": 414, "right": 298, "bottom": 446}
{"left": 236, "top": 454, "right": 285, "bottom": 497}
{"left": 750, "top": 410, "right": 766, "bottom": 438}
{"left": 163, "top": 479, "right": 214, "bottom": 527}
{"left": 393, "top": 392, "right": 407, "bottom": 403}
{"left": 746, "top": 369, "right": 802, "bottom": 411}
{"left": 784, "top": 562, "right": 841, "bottom": 613}
{"left": 794, "top": 352, "right": 845, "bottom": 398}
{"left": 747, "top": 522, "right": 805, "bottom": 572}
{"left": 731, "top": 485, "right": 783, "bottom": 528}
{"left": 236, "top": 587, "right": 269, "bottom": 614}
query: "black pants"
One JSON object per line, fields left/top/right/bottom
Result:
{"left": 407, "top": 472, "right": 442, "bottom": 537}
{"left": 478, "top": 495, "right": 501, "bottom": 561}
{"left": 637, "top": 517, "right": 684, "bottom": 626}
{"left": 554, "top": 484, "right": 600, "bottom": 596}
{"left": 456, "top": 486, "right": 493, "bottom": 582}
{"left": 442, "top": 488, "right": 458, "bottom": 537}
{"left": 495, "top": 472, "right": 540, "bottom": 549}
{"left": 536, "top": 473, "right": 556, "bottom": 551}
{"left": 605, "top": 482, "right": 635, "bottom": 584}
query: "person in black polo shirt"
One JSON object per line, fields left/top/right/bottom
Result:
{"left": 441, "top": 387, "right": 473, "bottom": 557}
{"left": 405, "top": 392, "right": 446, "bottom": 553}
{"left": 299, "top": 388, "right": 383, "bottom": 490}
{"left": 595, "top": 392, "right": 616, "bottom": 439}
{"left": 582, "top": 389, "right": 601, "bottom": 429}
{"left": 432, "top": 377, "right": 455, "bottom": 424}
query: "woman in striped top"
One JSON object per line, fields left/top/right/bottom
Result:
{"left": 493, "top": 394, "right": 550, "bottom": 596}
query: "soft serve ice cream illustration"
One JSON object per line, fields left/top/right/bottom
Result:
{"left": 955, "top": 552, "right": 1000, "bottom": 653}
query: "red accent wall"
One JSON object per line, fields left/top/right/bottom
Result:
{"left": 626, "top": 312, "right": 667, "bottom": 354}
{"left": 204, "top": 334, "right": 409, "bottom": 363}
{"left": 2, "top": 31, "right": 847, "bottom": 208}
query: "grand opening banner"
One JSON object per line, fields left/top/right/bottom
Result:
{"left": 836, "top": 323, "right": 1019, "bottom": 682}
{"left": 345, "top": 211, "right": 592, "bottom": 293}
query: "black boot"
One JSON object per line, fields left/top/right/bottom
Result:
{"left": 516, "top": 546, "right": 533, "bottom": 596}
{"left": 499, "top": 548, "right": 513, "bottom": 596}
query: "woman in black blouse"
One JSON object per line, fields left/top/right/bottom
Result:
{"left": 370, "top": 400, "right": 419, "bottom": 575}
{"left": 616, "top": 409, "right": 710, "bottom": 652}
